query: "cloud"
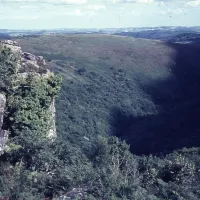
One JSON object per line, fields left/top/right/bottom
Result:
{"left": 4, "top": 0, "right": 87, "bottom": 5}
{"left": 185, "top": 0, "right": 200, "bottom": 7}
{"left": 86, "top": 5, "right": 106, "bottom": 10}
{"left": 72, "top": 9, "right": 82, "bottom": 16}
{"left": 129, "top": 10, "right": 141, "bottom": 15}
{"left": 159, "top": 8, "right": 185, "bottom": 15}
{"left": 57, "top": 9, "right": 83, "bottom": 16}
{"left": 155, "top": 1, "right": 165, "bottom": 6}
{"left": 59, "top": 0, "right": 87, "bottom": 4}
{"left": 55, "top": 8, "right": 96, "bottom": 17}
{"left": 111, "top": 0, "right": 154, "bottom": 3}
{"left": 19, "top": 5, "right": 40, "bottom": 9}
{"left": 137, "top": 0, "right": 154, "bottom": 2}
{"left": 0, "top": 15, "right": 39, "bottom": 20}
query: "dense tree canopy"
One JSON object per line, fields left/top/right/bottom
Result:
{"left": 0, "top": 44, "right": 200, "bottom": 200}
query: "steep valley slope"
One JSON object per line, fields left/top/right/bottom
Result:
{"left": 16, "top": 34, "right": 200, "bottom": 155}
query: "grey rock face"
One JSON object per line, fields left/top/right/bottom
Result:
{"left": 1, "top": 40, "right": 22, "bottom": 53}
{"left": 0, "top": 93, "right": 6, "bottom": 154}
{"left": 47, "top": 99, "right": 57, "bottom": 139}
{"left": 23, "top": 52, "right": 37, "bottom": 61}
{"left": 2, "top": 40, "right": 19, "bottom": 46}
{"left": 57, "top": 187, "right": 90, "bottom": 200}
{"left": 0, "top": 94, "right": 6, "bottom": 126}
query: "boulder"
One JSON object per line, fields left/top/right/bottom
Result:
{"left": 23, "top": 52, "right": 37, "bottom": 61}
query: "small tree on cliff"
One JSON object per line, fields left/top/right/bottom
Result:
{"left": 0, "top": 45, "right": 19, "bottom": 94}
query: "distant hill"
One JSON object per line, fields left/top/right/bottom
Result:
{"left": 114, "top": 29, "right": 200, "bottom": 44}
{"left": 168, "top": 33, "right": 200, "bottom": 44}
{"left": 2, "top": 26, "right": 200, "bottom": 44}
{"left": 114, "top": 29, "right": 179, "bottom": 40}
{"left": 16, "top": 34, "right": 200, "bottom": 155}
{"left": 0, "top": 33, "right": 11, "bottom": 39}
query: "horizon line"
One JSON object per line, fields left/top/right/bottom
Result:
{"left": 1, "top": 25, "right": 200, "bottom": 31}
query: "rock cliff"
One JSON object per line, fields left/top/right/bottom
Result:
{"left": 0, "top": 93, "right": 6, "bottom": 154}
{"left": 1, "top": 39, "right": 48, "bottom": 75}
{"left": 0, "top": 40, "right": 58, "bottom": 155}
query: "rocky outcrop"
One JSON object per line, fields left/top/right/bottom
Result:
{"left": 1, "top": 40, "right": 47, "bottom": 75}
{"left": 0, "top": 94, "right": 6, "bottom": 129}
{"left": 57, "top": 187, "right": 90, "bottom": 200}
{"left": 0, "top": 93, "right": 6, "bottom": 155}
{"left": 48, "top": 99, "right": 57, "bottom": 139}
{"left": 0, "top": 40, "right": 57, "bottom": 153}
{"left": 1, "top": 40, "right": 21, "bottom": 53}
{"left": 20, "top": 52, "right": 46, "bottom": 74}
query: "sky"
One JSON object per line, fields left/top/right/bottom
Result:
{"left": 0, "top": 0, "right": 200, "bottom": 29}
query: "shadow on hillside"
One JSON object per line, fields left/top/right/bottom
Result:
{"left": 111, "top": 42, "right": 200, "bottom": 156}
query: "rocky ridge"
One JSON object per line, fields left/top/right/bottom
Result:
{"left": 0, "top": 40, "right": 57, "bottom": 154}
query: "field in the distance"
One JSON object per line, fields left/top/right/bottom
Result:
{"left": 16, "top": 34, "right": 200, "bottom": 155}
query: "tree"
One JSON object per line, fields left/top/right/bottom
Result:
{"left": 0, "top": 45, "right": 19, "bottom": 94}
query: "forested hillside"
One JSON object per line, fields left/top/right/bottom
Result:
{"left": 16, "top": 34, "right": 200, "bottom": 155}
{"left": 0, "top": 35, "right": 199, "bottom": 199}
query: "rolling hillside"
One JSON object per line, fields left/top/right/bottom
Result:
{"left": 16, "top": 34, "right": 200, "bottom": 155}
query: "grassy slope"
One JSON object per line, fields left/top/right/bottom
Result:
{"left": 16, "top": 34, "right": 200, "bottom": 155}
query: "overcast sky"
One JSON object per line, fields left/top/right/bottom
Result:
{"left": 0, "top": 0, "right": 200, "bottom": 29}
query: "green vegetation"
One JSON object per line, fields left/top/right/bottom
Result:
{"left": 16, "top": 34, "right": 200, "bottom": 154}
{"left": 5, "top": 73, "right": 62, "bottom": 138}
{"left": 0, "top": 45, "right": 19, "bottom": 94}
{"left": 1, "top": 133, "right": 200, "bottom": 199}
{"left": 0, "top": 35, "right": 199, "bottom": 199}
{"left": 0, "top": 45, "right": 62, "bottom": 137}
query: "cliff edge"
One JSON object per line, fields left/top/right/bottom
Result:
{"left": 0, "top": 40, "right": 61, "bottom": 155}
